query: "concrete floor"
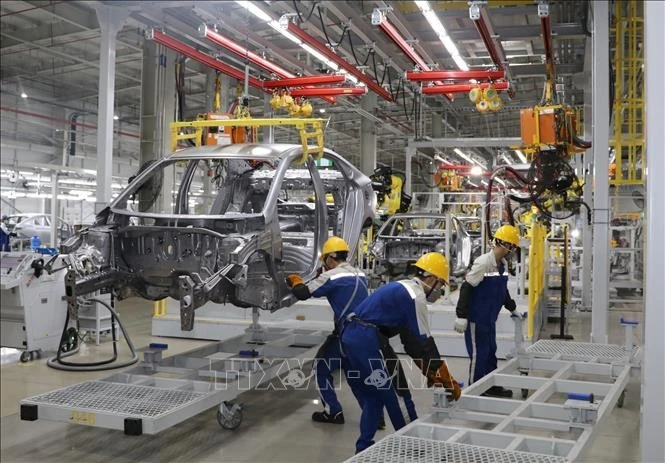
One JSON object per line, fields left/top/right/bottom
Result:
{"left": 0, "top": 298, "right": 644, "bottom": 462}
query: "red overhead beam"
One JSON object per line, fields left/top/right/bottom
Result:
{"left": 289, "top": 86, "right": 367, "bottom": 97}
{"left": 148, "top": 29, "right": 264, "bottom": 91}
{"left": 201, "top": 25, "right": 295, "bottom": 79}
{"left": 421, "top": 82, "right": 510, "bottom": 95}
{"left": 540, "top": 14, "right": 556, "bottom": 80}
{"left": 406, "top": 70, "right": 505, "bottom": 81}
{"left": 376, "top": 16, "right": 453, "bottom": 100}
{"left": 472, "top": 7, "right": 515, "bottom": 98}
{"left": 200, "top": 25, "right": 335, "bottom": 104}
{"left": 263, "top": 75, "right": 346, "bottom": 88}
{"left": 286, "top": 22, "right": 393, "bottom": 102}
{"left": 378, "top": 20, "right": 430, "bottom": 71}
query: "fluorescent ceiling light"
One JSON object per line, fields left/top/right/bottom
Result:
{"left": 495, "top": 177, "right": 507, "bottom": 186}
{"left": 500, "top": 154, "right": 512, "bottom": 164}
{"left": 470, "top": 165, "right": 483, "bottom": 176}
{"left": 414, "top": 1, "right": 468, "bottom": 71}
{"left": 20, "top": 92, "right": 28, "bottom": 99}
{"left": 514, "top": 149, "right": 527, "bottom": 163}
{"left": 301, "top": 44, "right": 339, "bottom": 71}
{"left": 319, "top": 108, "right": 326, "bottom": 114}
{"left": 268, "top": 20, "right": 301, "bottom": 44}
{"left": 235, "top": 1, "right": 272, "bottom": 22}
{"left": 113, "top": 115, "right": 119, "bottom": 121}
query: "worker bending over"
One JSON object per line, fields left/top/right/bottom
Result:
{"left": 341, "top": 252, "right": 462, "bottom": 453}
{"left": 454, "top": 224, "right": 522, "bottom": 398}
{"left": 287, "top": 236, "right": 368, "bottom": 424}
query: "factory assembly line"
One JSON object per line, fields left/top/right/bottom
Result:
{"left": 1, "top": 0, "right": 661, "bottom": 462}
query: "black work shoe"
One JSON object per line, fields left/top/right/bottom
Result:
{"left": 312, "top": 410, "right": 345, "bottom": 424}
{"left": 377, "top": 416, "right": 386, "bottom": 430}
{"left": 482, "top": 386, "right": 513, "bottom": 398}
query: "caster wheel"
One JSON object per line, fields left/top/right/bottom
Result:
{"left": 34, "top": 350, "right": 42, "bottom": 359}
{"left": 617, "top": 390, "right": 626, "bottom": 408}
{"left": 521, "top": 389, "right": 529, "bottom": 399}
{"left": 217, "top": 402, "right": 242, "bottom": 430}
{"left": 20, "top": 351, "right": 31, "bottom": 363}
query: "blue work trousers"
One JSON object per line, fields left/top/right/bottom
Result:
{"left": 464, "top": 321, "right": 498, "bottom": 384}
{"left": 341, "top": 322, "right": 407, "bottom": 453}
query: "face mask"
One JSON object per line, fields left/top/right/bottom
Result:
{"left": 424, "top": 280, "right": 442, "bottom": 303}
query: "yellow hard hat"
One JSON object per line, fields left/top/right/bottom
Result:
{"left": 321, "top": 236, "right": 350, "bottom": 258}
{"left": 414, "top": 252, "right": 449, "bottom": 283}
{"left": 494, "top": 224, "right": 520, "bottom": 246}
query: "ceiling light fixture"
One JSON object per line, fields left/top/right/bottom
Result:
{"left": 470, "top": 165, "right": 483, "bottom": 176}
{"left": 413, "top": 1, "right": 469, "bottom": 71}
{"left": 234, "top": 2, "right": 340, "bottom": 74}
{"left": 20, "top": 92, "right": 28, "bottom": 99}
{"left": 113, "top": 115, "right": 119, "bottom": 120}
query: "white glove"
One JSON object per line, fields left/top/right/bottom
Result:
{"left": 454, "top": 318, "right": 468, "bottom": 334}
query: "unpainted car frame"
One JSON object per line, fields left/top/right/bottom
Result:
{"left": 61, "top": 144, "right": 375, "bottom": 330}
{"left": 370, "top": 213, "right": 482, "bottom": 280}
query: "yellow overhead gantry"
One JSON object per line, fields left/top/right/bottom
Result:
{"left": 170, "top": 117, "right": 326, "bottom": 164}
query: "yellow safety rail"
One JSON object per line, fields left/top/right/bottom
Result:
{"left": 153, "top": 299, "right": 167, "bottom": 317}
{"left": 610, "top": 0, "right": 645, "bottom": 185}
{"left": 170, "top": 118, "right": 326, "bottom": 164}
{"left": 527, "top": 223, "right": 547, "bottom": 339}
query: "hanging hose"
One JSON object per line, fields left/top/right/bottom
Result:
{"left": 47, "top": 297, "right": 139, "bottom": 371}
{"left": 317, "top": 5, "right": 348, "bottom": 49}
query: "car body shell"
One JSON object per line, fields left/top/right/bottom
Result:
{"left": 370, "top": 213, "right": 483, "bottom": 280}
{"left": 61, "top": 144, "right": 375, "bottom": 330}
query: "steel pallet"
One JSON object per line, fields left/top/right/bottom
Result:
{"left": 20, "top": 327, "right": 327, "bottom": 435}
{"left": 348, "top": 321, "right": 642, "bottom": 463}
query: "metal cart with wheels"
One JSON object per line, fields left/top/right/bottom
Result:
{"left": 19, "top": 327, "right": 327, "bottom": 435}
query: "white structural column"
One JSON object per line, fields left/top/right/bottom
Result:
{"left": 590, "top": 0, "right": 610, "bottom": 343}
{"left": 94, "top": 5, "right": 129, "bottom": 211}
{"left": 405, "top": 143, "right": 416, "bottom": 194}
{"left": 641, "top": 1, "right": 665, "bottom": 459}
{"left": 50, "top": 176, "right": 57, "bottom": 247}
{"left": 581, "top": 35, "right": 593, "bottom": 309}
{"left": 360, "top": 92, "right": 377, "bottom": 176}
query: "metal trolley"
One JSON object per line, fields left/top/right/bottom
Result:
{"left": 347, "top": 318, "right": 641, "bottom": 463}
{"left": 19, "top": 327, "right": 327, "bottom": 435}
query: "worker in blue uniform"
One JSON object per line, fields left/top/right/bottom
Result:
{"left": 454, "top": 224, "right": 523, "bottom": 398}
{"left": 340, "top": 252, "right": 462, "bottom": 453}
{"left": 287, "top": 236, "right": 370, "bottom": 425}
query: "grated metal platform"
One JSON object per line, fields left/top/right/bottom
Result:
{"left": 27, "top": 381, "right": 206, "bottom": 417}
{"left": 527, "top": 340, "right": 638, "bottom": 362}
{"left": 350, "top": 435, "right": 567, "bottom": 463}
{"left": 19, "top": 327, "right": 328, "bottom": 435}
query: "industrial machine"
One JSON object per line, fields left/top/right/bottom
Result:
{"left": 0, "top": 252, "right": 68, "bottom": 362}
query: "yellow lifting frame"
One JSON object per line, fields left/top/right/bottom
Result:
{"left": 527, "top": 222, "right": 547, "bottom": 340}
{"left": 170, "top": 118, "right": 326, "bottom": 164}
